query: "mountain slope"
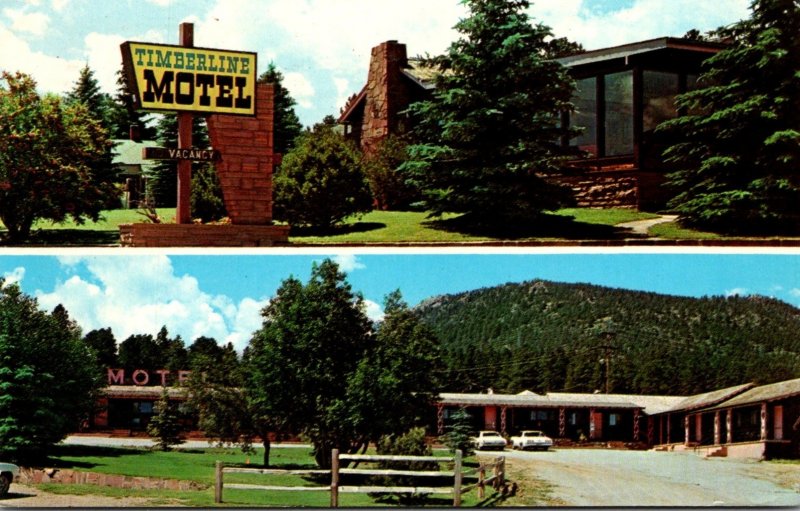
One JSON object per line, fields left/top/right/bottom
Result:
{"left": 415, "top": 280, "right": 800, "bottom": 396}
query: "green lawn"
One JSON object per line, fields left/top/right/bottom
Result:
{"left": 5, "top": 206, "right": 758, "bottom": 245}
{"left": 288, "top": 208, "right": 660, "bottom": 244}
{"left": 41, "top": 444, "right": 496, "bottom": 507}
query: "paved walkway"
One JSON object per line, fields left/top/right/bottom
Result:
{"left": 617, "top": 214, "right": 678, "bottom": 236}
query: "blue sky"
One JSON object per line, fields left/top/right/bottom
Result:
{"left": 1, "top": 252, "right": 798, "bottom": 351}
{"left": 0, "top": 0, "right": 751, "bottom": 126}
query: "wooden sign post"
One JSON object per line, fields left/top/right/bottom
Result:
{"left": 176, "top": 23, "right": 194, "bottom": 225}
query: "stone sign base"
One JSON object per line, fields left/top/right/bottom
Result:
{"left": 119, "top": 223, "right": 290, "bottom": 247}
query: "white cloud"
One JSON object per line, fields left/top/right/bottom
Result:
{"left": 283, "top": 72, "right": 315, "bottom": 109}
{"left": 533, "top": 0, "right": 750, "bottom": 49}
{"left": 2, "top": 267, "right": 26, "bottom": 287}
{"left": 333, "top": 254, "right": 365, "bottom": 273}
{"left": 790, "top": 289, "right": 800, "bottom": 298}
{"left": 35, "top": 256, "right": 267, "bottom": 352}
{"left": 364, "top": 299, "right": 385, "bottom": 322}
{"left": 51, "top": 0, "right": 69, "bottom": 12}
{"left": 0, "top": 23, "right": 84, "bottom": 92}
{"left": 83, "top": 32, "right": 126, "bottom": 96}
{"left": 3, "top": 7, "right": 49, "bottom": 36}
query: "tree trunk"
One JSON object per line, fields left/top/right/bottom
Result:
{"left": 262, "top": 437, "right": 271, "bottom": 467}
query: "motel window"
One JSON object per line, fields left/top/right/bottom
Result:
{"left": 643, "top": 71, "right": 679, "bottom": 133}
{"left": 572, "top": 77, "right": 597, "bottom": 155}
{"left": 604, "top": 71, "right": 634, "bottom": 156}
{"left": 570, "top": 412, "right": 578, "bottom": 425}
{"left": 609, "top": 413, "right": 621, "bottom": 426}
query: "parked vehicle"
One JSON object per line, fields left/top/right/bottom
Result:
{"left": 510, "top": 430, "right": 554, "bottom": 451}
{"left": 0, "top": 462, "right": 19, "bottom": 496}
{"left": 472, "top": 430, "right": 507, "bottom": 450}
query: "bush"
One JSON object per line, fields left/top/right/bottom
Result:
{"left": 191, "top": 164, "right": 227, "bottom": 222}
{"left": 362, "top": 135, "right": 419, "bottom": 211}
{"left": 273, "top": 123, "right": 372, "bottom": 229}
{"left": 374, "top": 427, "right": 438, "bottom": 504}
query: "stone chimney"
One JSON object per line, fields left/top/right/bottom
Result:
{"left": 360, "top": 40, "right": 409, "bottom": 156}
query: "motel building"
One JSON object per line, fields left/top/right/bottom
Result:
{"left": 85, "top": 368, "right": 800, "bottom": 459}
{"left": 435, "top": 377, "right": 800, "bottom": 459}
{"left": 89, "top": 369, "right": 194, "bottom": 433}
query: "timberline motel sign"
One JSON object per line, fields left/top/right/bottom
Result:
{"left": 120, "top": 23, "right": 257, "bottom": 223}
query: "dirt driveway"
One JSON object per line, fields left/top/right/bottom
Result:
{"left": 0, "top": 484, "right": 160, "bottom": 508}
{"left": 495, "top": 448, "right": 800, "bottom": 507}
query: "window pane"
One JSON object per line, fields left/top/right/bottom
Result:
{"left": 604, "top": 71, "right": 633, "bottom": 156}
{"left": 643, "top": 71, "right": 679, "bottom": 132}
{"left": 572, "top": 77, "right": 597, "bottom": 155}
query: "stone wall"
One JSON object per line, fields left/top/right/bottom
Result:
{"left": 549, "top": 171, "right": 639, "bottom": 209}
{"left": 206, "top": 83, "right": 277, "bottom": 225}
{"left": 18, "top": 467, "right": 206, "bottom": 491}
{"left": 119, "top": 223, "right": 289, "bottom": 247}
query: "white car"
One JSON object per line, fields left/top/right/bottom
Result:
{"left": 472, "top": 430, "right": 507, "bottom": 451}
{"left": 0, "top": 462, "right": 19, "bottom": 496}
{"left": 511, "top": 430, "right": 554, "bottom": 451}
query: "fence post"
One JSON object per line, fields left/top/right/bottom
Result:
{"left": 478, "top": 462, "right": 485, "bottom": 500}
{"left": 498, "top": 456, "right": 505, "bottom": 488}
{"left": 214, "top": 461, "right": 223, "bottom": 504}
{"left": 453, "top": 449, "right": 463, "bottom": 507}
{"left": 330, "top": 449, "right": 339, "bottom": 508}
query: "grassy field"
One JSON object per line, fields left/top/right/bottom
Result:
{"left": 2, "top": 206, "right": 756, "bottom": 245}
{"left": 41, "top": 444, "right": 501, "bottom": 507}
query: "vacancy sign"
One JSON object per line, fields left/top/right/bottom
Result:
{"left": 121, "top": 42, "right": 257, "bottom": 116}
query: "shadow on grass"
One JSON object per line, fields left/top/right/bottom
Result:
{"left": 0, "top": 229, "right": 120, "bottom": 246}
{"left": 44, "top": 444, "right": 147, "bottom": 470}
{"left": 426, "top": 213, "right": 638, "bottom": 240}
{"left": 288, "top": 222, "right": 387, "bottom": 238}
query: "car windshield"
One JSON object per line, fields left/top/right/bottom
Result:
{"left": 526, "top": 431, "right": 543, "bottom": 436}
{"left": 484, "top": 432, "right": 500, "bottom": 437}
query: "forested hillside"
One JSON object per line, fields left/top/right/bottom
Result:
{"left": 416, "top": 280, "right": 800, "bottom": 396}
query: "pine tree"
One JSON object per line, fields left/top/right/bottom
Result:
{"left": 258, "top": 63, "right": 303, "bottom": 155}
{"left": 65, "top": 65, "right": 120, "bottom": 209}
{"left": 148, "top": 115, "right": 214, "bottom": 209}
{"left": 403, "top": 0, "right": 578, "bottom": 225}
{"left": 659, "top": 0, "right": 800, "bottom": 234}
{"left": 108, "top": 69, "right": 156, "bottom": 140}
{"left": 147, "top": 387, "right": 185, "bottom": 451}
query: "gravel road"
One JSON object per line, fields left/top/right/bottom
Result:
{"left": 497, "top": 448, "right": 800, "bottom": 507}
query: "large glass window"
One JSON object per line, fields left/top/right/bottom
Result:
{"left": 643, "top": 71, "right": 679, "bottom": 132}
{"left": 572, "top": 77, "right": 597, "bottom": 155}
{"left": 604, "top": 71, "right": 634, "bottom": 156}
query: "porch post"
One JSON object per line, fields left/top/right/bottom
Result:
{"left": 760, "top": 403, "right": 768, "bottom": 441}
{"left": 633, "top": 409, "right": 641, "bottom": 442}
{"left": 726, "top": 409, "right": 733, "bottom": 444}
{"left": 500, "top": 406, "right": 507, "bottom": 436}
{"left": 559, "top": 407, "right": 566, "bottom": 438}
{"left": 714, "top": 411, "right": 721, "bottom": 445}
{"left": 647, "top": 416, "right": 654, "bottom": 445}
{"left": 684, "top": 415, "right": 690, "bottom": 446}
{"left": 436, "top": 403, "right": 445, "bottom": 436}
{"left": 589, "top": 408, "right": 597, "bottom": 440}
{"left": 666, "top": 414, "right": 671, "bottom": 444}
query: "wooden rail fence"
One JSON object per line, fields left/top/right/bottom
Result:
{"left": 214, "top": 449, "right": 506, "bottom": 507}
